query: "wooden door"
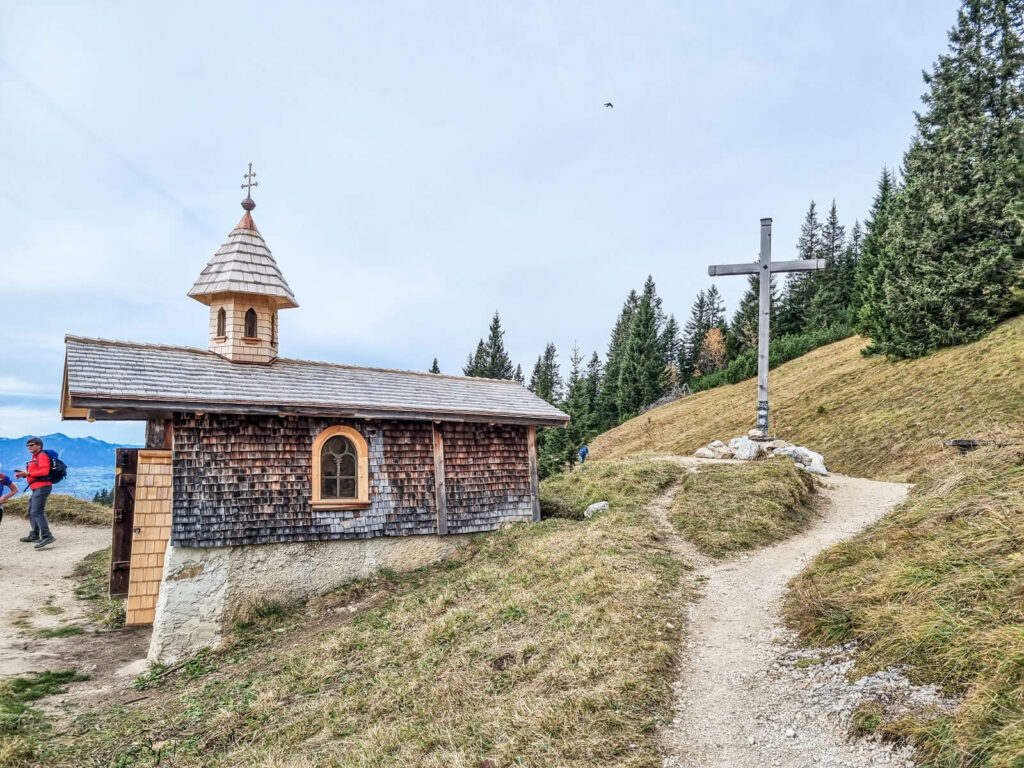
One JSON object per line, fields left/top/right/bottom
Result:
{"left": 125, "top": 450, "right": 173, "bottom": 626}
{"left": 109, "top": 448, "right": 138, "bottom": 599}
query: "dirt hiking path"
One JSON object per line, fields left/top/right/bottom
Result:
{"left": 662, "top": 473, "right": 915, "bottom": 768}
{"left": 0, "top": 521, "right": 149, "bottom": 681}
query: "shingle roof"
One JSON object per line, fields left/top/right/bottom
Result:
{"left": 63, "top": 336, "right": 569, "bottom": 426}
{"left": 187, "top": 212, "right": 299, "bottom": 308}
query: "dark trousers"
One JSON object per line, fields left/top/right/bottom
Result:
{"left": 28, "top": 485, "right": 52, "bottom": 538}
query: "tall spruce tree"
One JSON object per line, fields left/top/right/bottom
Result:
{"left": 777, "top": 201, "right": 823, "bottom": 335}
{"left": 562, "top": 344, "right": 592, "bottom": 460}
{"left": 528, "top": 343, "right": 562, "bottom": 404}
{"left": 726, "top": 273, "right": 778, "bottom": 357}
{"left": 660, "top": 314, "right": 682, "bottom": 387}
{"left": 855, "top": 169, "right": 897, "bottom": 329}
{"left": 463, "top": 339, "right": 487, "bottom": 376}
{"left": 617, "top": 291, "right": 665, "bottom": 416}
{"left": 429, "top": 358, "right": 440, "bottom": 374}
{"left": 680, "top": 290, "right": 709, "bottom": 382}
{"left": 513, "top": 364, "right": 525, "bottom": 385}
{"left": 595, "top": 290, "right": 639, "bottom": 429}
{"left": 482, "top": 312, "right": 516, "bottom": 378}
{"left": 808, "top": 201, "right": 850, "bottom": 327}
{"left": 861, "top": 0, "right": 1023, "bottom": 358}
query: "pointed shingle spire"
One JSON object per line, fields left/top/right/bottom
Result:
{"left": 188, "top": 169, "right": 299, "bottom": 308}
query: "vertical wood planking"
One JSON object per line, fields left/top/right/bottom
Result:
{"left": 432, "top": 423, "right": 448, "bottom": 535}
{"left": 125, "top": 450, "right": 173, "bottom": 626}
{"left": 527, "top": 426, "right": 541, "bottom": 522}
{"left": 109, "top": 448, "right": 138, "bottom": 599}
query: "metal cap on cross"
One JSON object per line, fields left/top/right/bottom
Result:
{"left": 707, "top": 218, "right": 825, "bottom": 439}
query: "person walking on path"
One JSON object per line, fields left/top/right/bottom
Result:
{"left": 0, "top": 465, "right": 20, "bottom": 527}
{"left": 578, "top": 444, "right": 590, "bottom": 465}
{"left": 14, "top": 437, "right": 55, "bottom": 548}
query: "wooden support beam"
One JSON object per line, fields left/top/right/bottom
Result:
{"left": 527, "top": 426, "right": 541, "bottom": 522}
{"left": 145, "top": 418, "right": 173, "bottom": 450}
{"left": 432, "top": 423, "right": 448, "bottom": 536}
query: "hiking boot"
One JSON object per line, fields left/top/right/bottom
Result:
{"left": 19, "top": 534, "right": 40, "bottom": 543}
{"left": 34, "top": 535, "right": 55, "bottom": 549}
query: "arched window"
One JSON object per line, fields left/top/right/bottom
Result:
{"left": 216, "top": 308, "right": 226, "bottom": 338}
{"left": 271, "top": 313, "right": 277, "bottom": 347}
{"left": 244, "top": 308, "right": 258, "bottom": 338}
{"left": 311, "top": 426, "right": 370, "bottom": 508}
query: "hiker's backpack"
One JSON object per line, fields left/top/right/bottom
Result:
{"left": 43, "top": 449, "right": 68, "bottom": 484}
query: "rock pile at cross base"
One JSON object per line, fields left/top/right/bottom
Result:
{"left": 694, "top": 435, "right": 829, "bottom": 475}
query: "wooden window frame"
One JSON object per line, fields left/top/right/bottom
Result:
{"left": 243, "top": 307, "right": 258, "bottom": 339}
{"left": 311, "top": 425, "right": 370, "bottom": 509}
{"left": 215, "top": 307, "right": 226, "bottom": 338}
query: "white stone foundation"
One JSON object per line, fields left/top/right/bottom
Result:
{"left": 148, "top": 534, "right": 465, "bottom": 663}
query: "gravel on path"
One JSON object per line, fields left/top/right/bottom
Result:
{"left": 661, "top": 473, "right": 919, "bottom": 768}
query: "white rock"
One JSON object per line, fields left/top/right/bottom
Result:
{"left": 583, "top": 501, "right": 609, "bottom": 518}
{"left": 731, "top": 436, "right": 764, "bottom": 461}
{"left": 694, "top": 447, "right": 716, "bottom": 459}
{"left": 802, "top": 463, "right": 829, "bottom": 476}
{"left": 708, "top": 440, "right": 727, "bottom": 450}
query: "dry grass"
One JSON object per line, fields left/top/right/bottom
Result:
{"left": 539, "top": 458, "right": 685, "bottom": 519}
{"left": 591, "top": 315, "right": 1024, "bottom": 482}
{"left": 670, "top": 459, "right": 818, "bottom": 557}
{"left": 35, "top": 482, "right": 690, "bottom": 767}
{"left": 3, "top": 494, "right": 112, "bottom": 527}
{"left": 785, "top": 445, "right": 1024, "bottom": 766}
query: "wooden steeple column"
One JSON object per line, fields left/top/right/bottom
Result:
{"left": 187, "top": 166, "right": 299, "bottom": 364}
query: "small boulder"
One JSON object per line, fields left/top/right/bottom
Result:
{"left": 583, "top": 501, "right": 609, "bottom": 519}
{"left": 731, "top": 436, "right": 764, "bottom": 461}
{"left": 802, "top": 463, "right": 828, "bottom": 476}
{"left": 707, "top": 440, "right": 734, "bottom": 459}
{"left": 694, "top": 447, "right": 716, "bottom": 459}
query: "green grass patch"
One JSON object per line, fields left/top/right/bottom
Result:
{"left": 0, "top": 670, "right": 89, "bottom": 767}
{"left": 32, "top": 625, "right": 85, "bottom": 639}
{"left": 785, "top": 446, "right": 1024, "bottom": 766}
{"left": 4, "top": 494, "right": 112, "bottom": 527}
{"left": 40, "top": 505, "right": 690, "bottom": 767}
{"left": 72, "top": 547, "right": 126, "bottom": 629}
{"left": 539, "top": 458, "right": 684, "bottom": 519}
{"left": 670, "top": 459, "right": 817, "bottom": 556}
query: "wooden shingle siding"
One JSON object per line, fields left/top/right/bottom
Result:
{"left": 125, "top": 450, "right": 172, "bottom": 625}
{"left": 170, "top": 414, "right": 535, "bottom": 547}
{"left": 171, "top": 414, "right": 439, "bottom": 547}
{"left": 442, "top": 423, "right": 533, "bottom": 533}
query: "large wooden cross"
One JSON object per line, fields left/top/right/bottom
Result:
{"left": 707, "top": 218, "right": 825, "bottom": 438}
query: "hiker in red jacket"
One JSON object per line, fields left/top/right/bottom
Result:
{"left": 14, "top": 437, "right": 55, "bottom": 548}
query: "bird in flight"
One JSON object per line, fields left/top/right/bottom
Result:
{"left": 604, "top": 102, "right": 614, "bottom": 108}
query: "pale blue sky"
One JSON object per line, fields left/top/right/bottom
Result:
{"left": 1, "top": 1, "right": 958, "bottom": 444}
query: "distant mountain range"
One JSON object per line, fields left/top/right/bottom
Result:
{"left": 0, "top": 433, "right": 139, "bottom": 500}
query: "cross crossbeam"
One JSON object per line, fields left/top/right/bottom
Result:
{"left": 706, "top": 218, "right": 826, "bottom": 438}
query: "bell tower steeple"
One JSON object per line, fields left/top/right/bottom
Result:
{"left": 187, "top": 165, "right": 298, "bottom": 364}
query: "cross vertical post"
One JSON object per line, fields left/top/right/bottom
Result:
{"left": 756, "top": 218, "right": 771, "bottom": 436}
{"left": 708, "top": 218, "right": 826, "bottom": 440}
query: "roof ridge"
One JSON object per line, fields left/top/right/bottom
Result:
{"left": 64, "top": 336, "right": 529, "bottom": 387}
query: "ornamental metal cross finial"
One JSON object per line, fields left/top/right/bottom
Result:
{"left": 707, "top": 218, "right": 826, "bottom": 439}
{"left": 238, "top": 162, "right": 256, "bottom": 196}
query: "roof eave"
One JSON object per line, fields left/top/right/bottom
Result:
{"left": 68, "top": 394, "right": 569, "bottom": 427}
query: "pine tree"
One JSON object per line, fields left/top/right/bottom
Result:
{"left": 562, "top": 344, "right": 593, "bottom": 462}
{"left": 705, "top": 284, "right": 726, "bottom": 327}
{"left": 595, "top": 290, "right": 639, "bottom": 429}
{"left": 528, "top": 343, "right": 562, "bottom": 404}
{"left": 808, "top": 201, "right": 849, "bottom": 327}
{"left": 482, "top": 312, "right": 516, "bottom": 378}
{"left": 777, "top": 201, "right": 823, "bottom": 335}
{"left": 862, "top": 0, "right": 1023, "bottom": 358}
{"left": 513, "top": 363, "right": 525, "bottom": 385}
{"left": 680, "top": 290, "right": 708, "bottom": 381}
{"left": 617, "top": 291, "right": 665, "bottom": 416}
{"left": 660, "top": 314, "right": 682, "bottom": 388}
{"left": 855, "top": 169, "right": 898, "bottom": 336}
{"left": 463, "top": 339, "right": 487, "bottom": 376}
{"left": 429, "top": 358, "right": 440, "bottom": 374}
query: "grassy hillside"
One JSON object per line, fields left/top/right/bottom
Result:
{"left": 785, "top": 446, "right": 1024, "bottom": 767}
{"left": 592, "top": 315, "right": 1024, "bottom": 482}
{"left": 20, "top": 460, "right": 692, "bottom": 768}
{"left": 3, "top": 494, "right": 112, "bottom": 527}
